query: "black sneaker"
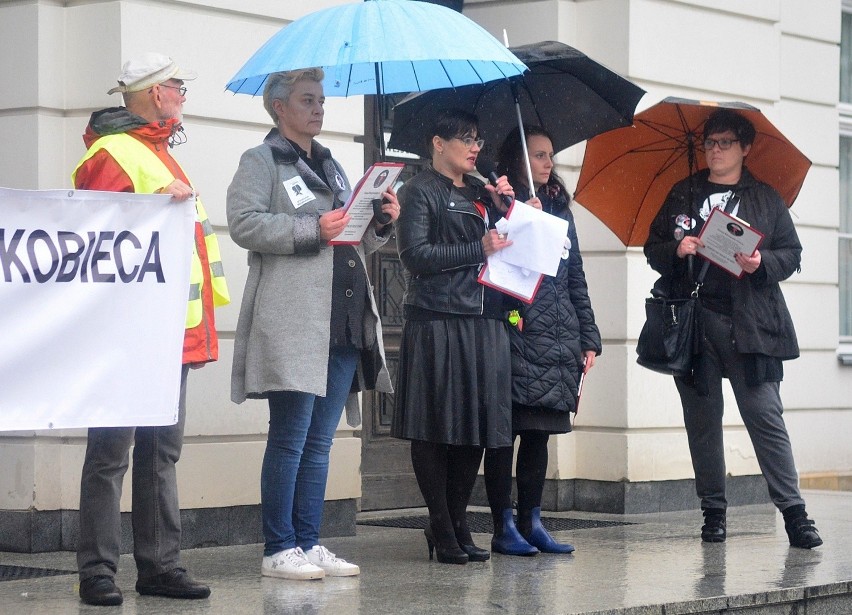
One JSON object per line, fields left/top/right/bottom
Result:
{"left": 701, "top": 509, "right": 726, "bottom": 543}
{"left": 785, "top": 516, "right": 823, "bottom": 549}
{"left": 135, "top": 567, "right": 211, "bottom": 599}
{"left": 79, "top": 575, "right": 123, "bottom": 606}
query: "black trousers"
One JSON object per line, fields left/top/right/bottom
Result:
{"left": 675, "top": 308, "right": 804, "bottom": 512}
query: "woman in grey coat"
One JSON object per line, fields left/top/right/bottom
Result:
{"left": 227, "top": 68, "right": 397, "bottom": 581}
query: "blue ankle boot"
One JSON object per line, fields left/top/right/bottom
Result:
{"left": 519, "top": 507, "right": 575, "bottom": 554}
{"left": 491, "top": 509, "right": 538, "bottom": 556}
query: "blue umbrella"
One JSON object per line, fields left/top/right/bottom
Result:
{"left": 226, "top": 0, "right": 526, "bottom": 99}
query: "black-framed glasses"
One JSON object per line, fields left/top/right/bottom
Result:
{"left": 159, "top": 83, "right": 187, "bottom": 96}
{"left": 703, "top": 138, "right": 739, "bottom": 150}
{"left": 455, "top": 136, "right": 485, "bottom": 149}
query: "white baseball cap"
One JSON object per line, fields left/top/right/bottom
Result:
{"left": 108, "top": 52, "right": 197, "bottom": 95}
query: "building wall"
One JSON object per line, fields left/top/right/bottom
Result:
{"left": 0, "top": 0, "right": 849, "bottom": 539}
{"left": 0, "top": 0, "right": 362, "bottom": 520}
{"left": 465, "top": 0, "right": 852, "bottom": 494}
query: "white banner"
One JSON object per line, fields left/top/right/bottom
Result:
{"left": 0, "top": 188, "right": 195, "bottom": 430}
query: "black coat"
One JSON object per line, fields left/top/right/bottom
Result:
{"left": 644, "top": 167, "right": 801, "bottom": 360}
{"left": 396, "top": 166, "right": 500, "bottom": 316}
{"left": 508, "top": 184, "right": 602, "bottom": 414}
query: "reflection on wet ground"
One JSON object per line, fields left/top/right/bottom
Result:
{"left": 0, "top": 491, "right": 849, "bottom": 614}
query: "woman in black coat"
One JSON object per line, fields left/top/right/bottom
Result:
{"left": 392, "top": 109, "right": 515, "bottom": 564}
{"left": 484, "top": 126, "right": 602, "bottom": 555}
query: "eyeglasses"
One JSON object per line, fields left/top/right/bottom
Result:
{"left": 455, "top": 136, "right": 485, "bottom": 149}
{"left": 159, "top": 84, "right": 187, "bottom": 96}
{"left": 703, "top": 138, "right": 739, "bottom": 151}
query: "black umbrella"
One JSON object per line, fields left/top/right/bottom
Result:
{"left": 388, "top": 40, "right": 645, "bottom": 185}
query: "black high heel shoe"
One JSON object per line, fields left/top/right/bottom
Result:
{"left": 424, "top": 525, "right": 468, "bottom": 564}
{"left": 458, "top": 542, "right": 490, "bottom": 562}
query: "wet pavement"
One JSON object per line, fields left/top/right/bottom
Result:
{"left": 0, "top": 490, "right": 850, "bottom": 614}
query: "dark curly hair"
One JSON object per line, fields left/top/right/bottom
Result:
{"left": 703, "top": 109, "right": 756, "bottom": 147}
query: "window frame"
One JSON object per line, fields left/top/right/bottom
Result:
{"left": 839, "top": 0, "right": 852, "bottom": 363}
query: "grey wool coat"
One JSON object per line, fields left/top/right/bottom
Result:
{"left": 226, "top": 131, "right": 393, "bottom": 424}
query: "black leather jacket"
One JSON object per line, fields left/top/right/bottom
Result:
{"left": 396, "top": 166, "right": 499, "bottom": 316}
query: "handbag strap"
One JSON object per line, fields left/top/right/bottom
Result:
{"left": 693, "top": 260, "right": 710, "bottom": 297}
{"left": 692, "top": 192, "right": 740, "bottom": 297}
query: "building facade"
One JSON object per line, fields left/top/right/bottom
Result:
{"left": 0, "top": 0, "right": 849, "bottom": 552}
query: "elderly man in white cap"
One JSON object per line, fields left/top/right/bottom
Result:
{"left": 71, "top": 52, "right": 229, "bottom": 606}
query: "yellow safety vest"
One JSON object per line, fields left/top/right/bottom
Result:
{"left": 72, "top": 134, "right": 230, "bottom": 328}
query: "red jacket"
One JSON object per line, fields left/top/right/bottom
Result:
{"left": 74, "top": 107, "right": 219, "bottom": 365}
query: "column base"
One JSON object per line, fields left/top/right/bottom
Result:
{"left": 470, "top": 475, "right": 772, "bottom": 514}
{"left": 0, "top": 499, "right": 357, "bottom": 554}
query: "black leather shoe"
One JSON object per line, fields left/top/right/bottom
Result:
{"left": 786, "top": 516, "right": 823, "bottom": 549}
{"left": 701, "top": 509, "right": 726, "bottom": 543}
{"left": 424, "top": 525, "right": 468, "bottom": 564}
{"left": 459, "top": 542, "right": 491, "bottom": 562}
{"left": 135, "top": 568, "right": 211, "bottom": 599}
{"left": 80, "top": 575, "right": 123, "bottom": 606}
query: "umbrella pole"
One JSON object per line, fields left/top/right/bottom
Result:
{"left": 375, "top": 63, "right": 386, "bottom": 162}
{"left": 515, "top": 101, "right": 535, "bottom": 194}
{"left": 686, "top": 132, "right": 697, "bottom": 280}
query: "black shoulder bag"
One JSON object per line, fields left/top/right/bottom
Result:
{"left": 635, "top": 260, "right": 708, "bottom": 377}
{"left": 636, "top": 193, "right": 739, "bottom": 377}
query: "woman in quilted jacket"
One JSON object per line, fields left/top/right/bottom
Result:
{"left": 483, "top": 125, "right": 602, "bottom": 556}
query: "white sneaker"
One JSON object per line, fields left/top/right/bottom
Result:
{"left": 304, "top": 545, "right": 360, "bottom": 577}
{"left": 262, "top": 547, "right": 325, "bottom": 580}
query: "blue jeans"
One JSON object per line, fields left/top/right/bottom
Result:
{"left": 261, "top": 347, "right": 359, "bottom": 556}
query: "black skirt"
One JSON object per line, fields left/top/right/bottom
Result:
{"left": 512, "top": 403, "right": 573, "bottom": 434}
{"left": 391, "top": 316, "right": 512, "bottom": 448}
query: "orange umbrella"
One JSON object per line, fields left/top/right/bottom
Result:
{"left": 573, "top": 97, "right": 811, "bottom": 246}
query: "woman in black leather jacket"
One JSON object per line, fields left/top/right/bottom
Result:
{"left": 484, "top": 126, "right": 601, "bottom": 556}
{"left": 391, "top": 109, "right": 514, "bottom": 565}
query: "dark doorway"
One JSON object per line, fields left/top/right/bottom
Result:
{"left": 360, "top": 94, "right": 427, "bottom": 510}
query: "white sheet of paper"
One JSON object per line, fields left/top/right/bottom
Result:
{"left": 481, "top": 252, "right": 543, "bottom": 302}
{"left": 495, "top": 201, "right": 569, "bottom": 276}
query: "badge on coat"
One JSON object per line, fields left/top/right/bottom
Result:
{"left": 675, "top": 213, "right": 695, "bottom": 230}
{"left": 283, "top": 176, "right": 317, "bottom": 209}
{"left": 333, "top": 171, "right": 347, "bottom": 192}
{"left": 561, "top": 236, "right": 572, "bottom": 260}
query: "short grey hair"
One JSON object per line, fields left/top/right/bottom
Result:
{"left": 262, "top": 68, "right": 325, "bottom": 125}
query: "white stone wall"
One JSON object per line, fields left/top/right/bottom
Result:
{"left": 0, "top": 0, "right": 363, "bottom": 512}
{"left": 0, "top": 0, "right": 849, "bottom": 515}
{"left": 466, "top": 0, "right": 851, "bottom": 484}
